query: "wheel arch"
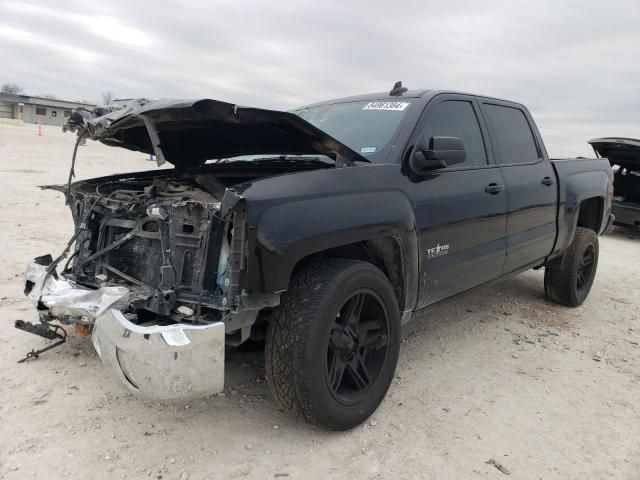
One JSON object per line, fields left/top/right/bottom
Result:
{"left": 576, "top": 196, "right": 605, "bottom": 233}
{"left": 291, "top": 237, "right": 408, "bottom": 311}
{"left": 252, "top": 190, "right": 420, "bottom": 315}
{"left": 548, "top": 196, "right": 604, "bottom": 268}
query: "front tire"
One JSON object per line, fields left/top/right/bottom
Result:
{"left": 544, "top": 227, "right": 599, "bottom": 307}
{"left": 265, "top": 259, "right": 401, "bottom": 430}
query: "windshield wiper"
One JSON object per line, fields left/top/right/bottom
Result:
{"left": 217, "top": 155, "right": 332, "bottom": 164}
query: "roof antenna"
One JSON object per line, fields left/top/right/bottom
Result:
{"left": 389, "top": 81, "right": 408, "bottom": 96}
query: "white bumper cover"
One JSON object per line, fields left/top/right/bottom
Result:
{"left": 25, "top": 259, "right": 129, "bottom": 318}
{"left": 92, "top": 310, "right": 225, "bottom": 401}
{"left": 25, "top": 258, "right": 225, "bottom": 401}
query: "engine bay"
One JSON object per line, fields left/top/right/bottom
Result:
{"left": 65, "top": 174, "right": 228, "bottom": 325}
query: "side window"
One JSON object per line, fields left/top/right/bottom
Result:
{"left": 421, "top": 100, "right": 487, "bottom": 166}
{"left": 484, "top": 104, "right": 540, "bottom": 164}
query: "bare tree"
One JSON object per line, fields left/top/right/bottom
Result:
{"left": 102, "top": 91, "right": 115, "bottom": 105}
{"left": 1, "top": 83, "right": 24, "bottom": 94}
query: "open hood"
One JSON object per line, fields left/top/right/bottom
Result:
{"left": 588, "top": 137, "right": 640, "bottom": 168}
{"left": 66, "top": 98, "right": 368, "bottom": 168}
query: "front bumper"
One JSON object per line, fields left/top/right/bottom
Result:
{"left": 92, "top": 310, "right": 224, "bottom": 401}
{"left": 23, "top": 256, "right": 225, "bottom": 401}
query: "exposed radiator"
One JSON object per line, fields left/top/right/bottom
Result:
{"left": 105, "top": 226, "right": 164, "bottom": 288}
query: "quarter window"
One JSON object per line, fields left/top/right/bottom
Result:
{"left": 484, "top": 104, "right": 540, "bottom": 164}
{"left": 421, "top": 101, "right": 487, "bottom": 166}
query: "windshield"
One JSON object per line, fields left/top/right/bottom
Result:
{"left": 292, "top": 100, "right": 414, "bottom": 159}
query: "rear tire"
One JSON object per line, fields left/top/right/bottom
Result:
{"left": 544, "top": 227, "right": 599, "bottom": 307}
{"left": 265, "top": 259, "right": 401, "bottom": 430}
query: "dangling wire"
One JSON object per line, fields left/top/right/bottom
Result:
{"left": 38, "top": 130, "right": 95, "bottom": 306}
{"left": 36, "top": 195, "right": 100, "bottom": 306}
{"left": 66, "top": 129, "right": 89, "bottom": 205}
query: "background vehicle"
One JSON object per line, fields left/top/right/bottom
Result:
{"left": 589, "top": 137, "right": 640, "bottom": 229}
{"left": 21, "top": 86, "right": 613, "bottom": 430}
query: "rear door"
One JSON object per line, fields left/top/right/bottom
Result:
{"left": 479, "top": 101, "right": 557, "bottom": 272}
{"left": 405, "top": 94, "right": 507, "bottom": 308}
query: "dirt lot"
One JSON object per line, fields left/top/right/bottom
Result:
{"left": 1, "top": 123, "right": 639, "bottom": 480}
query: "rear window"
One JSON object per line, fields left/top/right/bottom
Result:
{"left": 484, "top": 104, "right": 540, "bottom": 164}
{"left": 292, "top": 100, "right": 413, "bottom": 159}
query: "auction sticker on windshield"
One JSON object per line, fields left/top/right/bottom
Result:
{"left": 363, "top": 102, "right": 410, "bottom": 111}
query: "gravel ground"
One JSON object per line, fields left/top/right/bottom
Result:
{"left": 1, "top": 123, "right": 639, "bottom": 480}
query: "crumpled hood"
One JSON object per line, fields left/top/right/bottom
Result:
{"left": 66, "top": 98, "right": 368, "bottom": 168}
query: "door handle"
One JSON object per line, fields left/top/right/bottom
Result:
{"left": 541, "top": 176, "right": 554, "bottom": 186}
{"left": 484, "top": 183, "right": 505, "bottom": 195}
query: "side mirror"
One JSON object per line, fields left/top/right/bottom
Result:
{"left": 410, "top": 136, "right": 466, "bottom": 173}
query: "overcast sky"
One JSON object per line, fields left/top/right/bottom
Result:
{"left": 1, "top": 0, "right": 638, "bottom": 156}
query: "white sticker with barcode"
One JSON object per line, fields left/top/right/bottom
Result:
{"left": 363, "top": 101, "right": 409, "bottom": 111}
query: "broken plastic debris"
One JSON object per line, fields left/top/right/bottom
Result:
{"left": 176, "top": 305, "right": 194, "bottom": 317}
{"left": 25, "top": 258, "right": 129, "bottom": 320}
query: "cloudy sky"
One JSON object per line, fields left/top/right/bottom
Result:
{"left": 1, "top": 0, "right": 638, "bottom": 156}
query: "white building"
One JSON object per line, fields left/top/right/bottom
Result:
{"left": 0, "top": 92, "right": 96, "bottom": 126}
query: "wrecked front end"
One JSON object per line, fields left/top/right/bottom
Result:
{"left": 24, "top": 173, "right": 252, "bottom": 400}
{"left": 19, "top": 96, "right": 364, "bottom": 401}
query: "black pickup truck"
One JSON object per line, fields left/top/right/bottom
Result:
{"left": 20, "top": 84, "right": 613, "bottom": 430}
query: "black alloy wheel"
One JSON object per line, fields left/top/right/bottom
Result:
{"left": 544, "top": 227, "right": 599, "bottom": 307}
{"left": 265, "top": 259, "right": 401, "bottom": 430}
{"left": 576, "top": 244, "right": 595, "bottom": 292}
{"left": 326, "top": 291, "right": 390, "bottom": 405}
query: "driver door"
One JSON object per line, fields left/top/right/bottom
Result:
{"left": 403, "top": 95, "right": 507, "bottom": 308}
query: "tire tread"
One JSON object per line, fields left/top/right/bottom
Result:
{"left": 265, "top": 258, "right": 398, "bottom": 429}
{"left": 544, "top": 227, "right": 598, "bottom": 307}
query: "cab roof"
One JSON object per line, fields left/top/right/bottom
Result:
{"left": 298, "top": 89, "right": 432, "bottom": 109}
{"left": 296, "top": 88, "right": 521, "bottom": 110}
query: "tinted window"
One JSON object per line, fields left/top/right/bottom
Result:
{"left": 484, "top": 104, "right": 539, "bottom": 164}
{"left": 421, "top": 101, "right": 487, "bottom": 166}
